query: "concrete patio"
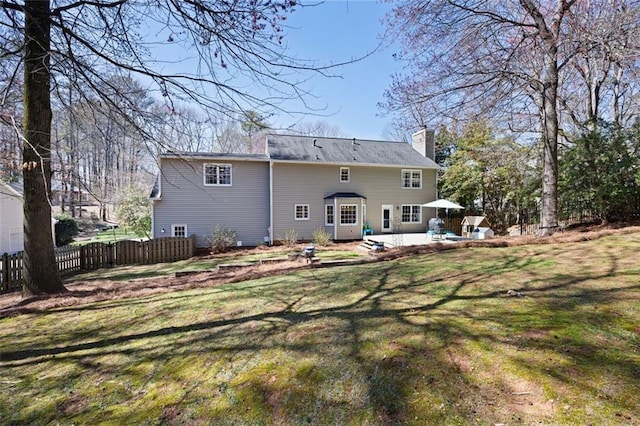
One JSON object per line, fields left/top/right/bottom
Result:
{"left": 364, "top": 233, "right": 469, "bottom": 248}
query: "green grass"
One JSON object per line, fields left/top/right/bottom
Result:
{"left": 73, "top": 227, "right": 140, "bottom": 246}
{"left": 1, "top": 234, "right": 639, "bottom": 424}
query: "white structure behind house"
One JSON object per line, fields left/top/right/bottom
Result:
{"left": 0, "top": 181, "right": 24, "bottom": 254}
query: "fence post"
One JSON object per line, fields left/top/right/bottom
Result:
{"left": 2, "top": 252, "right": 8, "bottom": 292}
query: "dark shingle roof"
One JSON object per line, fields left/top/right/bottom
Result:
{"left": 161, "top": 152, "right": 268, "bottom": 161}
{"left": 266, "top": 134, "right": 438, "bottom": 168}
{"left": 324, "top": 192, "right": 366, "bottom": 199}
{"left": 149, "top": 176, "right": 160, "bottom": 199}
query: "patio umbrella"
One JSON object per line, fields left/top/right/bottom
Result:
{"left": 422, "top": 199, "right": 464, "bottom": 218}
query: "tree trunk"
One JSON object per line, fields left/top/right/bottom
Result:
{"left": 22, "top": 0, "right": 66, "bottom": 295}
{"left": 538, "top": 49, "right": 560, "bottom": 237}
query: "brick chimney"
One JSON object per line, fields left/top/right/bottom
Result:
{"left": 411, "top": 127, "right": 435, "bottom": 161}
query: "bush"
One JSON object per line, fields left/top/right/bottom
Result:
{"left": 312, "top": 228, "right": 332, "bottom": 246}
{"left": 116, "top": 187, "right": 151, "bottom": 238}
{"left": 278, "top": 229, "right": 298, "bottom": 247}
{"left": 209, "top": 225, "right": 237, "bottom": 253}
{"left": 55, "top": 214, "right": 79, "bottom": 246}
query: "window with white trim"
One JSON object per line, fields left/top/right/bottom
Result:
{"left": 340, "top": 167, "right": 350, "bottom": 183}
{"left": 171, "top": 224, "right": 187, "bottom": 237}
{"left": 401, "top": 169, "right": 422, "bottom": 188}
{"left": 401, "top": 205, "right": 422, "bottom": 223}
{"left": 340, "top": 204, "right": 357, "bottom": 225}
{"left": 204, "top": 163, "right": 232, "bottom": 186}
{"left": 325, "top": 204, "right": 334, "bottom": 225}
{"left": 295, "top": 204, "right": 310, "bottom": 220}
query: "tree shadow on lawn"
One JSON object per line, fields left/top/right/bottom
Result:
{"left": 1, "top": 251, "right": 639, "bottom": 424}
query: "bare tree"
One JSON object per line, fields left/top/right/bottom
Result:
{"left": 561, "top": 2, "right": 640, "bottom": 130}
{"left": 383, "top": 0, "right": 640, "bottom": 236}
{"left": 1, "top": 0, "right": 331, "bottom": 295}
{"left": 289, "top": 120, "right": 347, "bottom": 138}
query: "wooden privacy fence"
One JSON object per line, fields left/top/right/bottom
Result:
{"left": 0, "top": 236, "right": 196, "bottom": 294}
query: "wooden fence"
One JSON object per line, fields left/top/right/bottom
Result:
{"left": 0, "top": 236, "right": 196, "bottom": 294}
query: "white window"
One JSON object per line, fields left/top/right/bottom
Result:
{"left": 340, "top": 204, "right": 358, "bottom": 225}
{"left": 401, "top": 169, "right": 422, "bottom": 189}
{"left": 204, "top": 163, "right": 232, "bottom": 186}
{"left": 171, "top": 224, "right": 187, "bottom": 237}
{"left": 340, "top": 167, "right": 350, "bottom": 183}
{"left": 325, "top": 204, "right": 334, "bottom": 225}
{"left": 401, "top": 205, "right": 422, "bottom": 223}
{"left": 295, "top": 204, "right": 310, "bottom": 220}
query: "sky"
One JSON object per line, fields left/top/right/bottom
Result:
{"left": 275, "top": 1, "right": 403, "bottom": 140}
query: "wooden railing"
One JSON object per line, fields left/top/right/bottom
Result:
{"left": 0, "top": 236, "right": 196, "bottom": 294}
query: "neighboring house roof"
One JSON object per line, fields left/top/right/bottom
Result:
{"left": 0, "top": 179, "right": 24, "bottom": 198}
{"left": 324, "top": 192, "right": 366, "bottom": 199}
{"left": 7, "top": 180, "right": 23, "bottom": 197}
{"left": 266, "top": 134, "right": 439, "bottom": 168}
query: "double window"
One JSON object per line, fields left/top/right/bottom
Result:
{"left": 204, "top": 163, "right": 232, "bottom": 186}
{"left": 325, "top": 205, "right": 334, "bottom": 225}
{"left": 340, "top": 167, "right": 350, "bottom": 183}
{"left": 295, "top": 204, "right": 310, "bottom": 220}
{"left": 401, "top": 169, "right": 422, "bottom": 189}
{"left": 401, "top": 205, "right": 422, "bottom": 223}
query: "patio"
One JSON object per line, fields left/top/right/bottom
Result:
{"left": 364, "top": 233, "right": 468, "bottom": 248}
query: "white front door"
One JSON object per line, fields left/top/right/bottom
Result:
{"left": 381, "top": 205, "right": 393, "bottom": 233}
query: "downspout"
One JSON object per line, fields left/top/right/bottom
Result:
{"left": 150, "top": 200, "right": 155, "bottom": 238}
{"left": 269, "top": 161, "right": 274, "bottom": 244}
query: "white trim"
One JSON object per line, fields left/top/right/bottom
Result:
{"left": 401, "top": 204, "right": 422, "bottom": 223}
{"left": 401, "top": 169, "right": 422, "bottom": 189}
{"left": 334, "top": 198, "right": 338, "bottom": 240}
{"left": 381, "top": 204, "right": 393, "bottom": 233}
{"left": 340, "top": 167, "right": 350, "bottom": 183}
{"left": 361, "top": 200, "right": 366, "bottom": 238}
{"left": 339, "top": 204, "right": 358, "bottom": 226}
{"left": 325, "top": 204, "right": 334, "bottom": 226}
{"left": 171, "top": 224, "right": 188, "bottom": 237}
{"left": 294, "top": 204, "right": 310, "bottom": 221}
{"left": 269, "top": 159, "right": 440, "bottom": 170}
{"left": 203, "top": 163, "right": 232, "bottom": 186}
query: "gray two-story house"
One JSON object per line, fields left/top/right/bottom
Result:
{"left": 150, "top": 129, "right": 439, "bottom": 246}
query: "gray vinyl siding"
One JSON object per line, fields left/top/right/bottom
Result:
{"left": 271, "top": 163, "right": 437, "bottom": 240}
{"left": 153, "top": 158, "right": 270, "bottom": 247}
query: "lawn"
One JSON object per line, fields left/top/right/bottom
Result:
{"left": 73, "top": 226, "right": 140, "bottom": 245}
{"left": 0, "top": 233, "right": 639, "bottom": 425}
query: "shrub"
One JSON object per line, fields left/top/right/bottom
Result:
{"left": 312, "top": 228, "right": 332, "bottom": 246}
{"left": 116, "top": 186, "right": 151, "bottom": 238}
{"left": 278, "top": 229, "right": 298, "bottom": 247}
{"left": 209, "top": 225, "right": 237, "bottom": 253}
{"left": 55, "top": 214, "right": 79, "bottom": 246}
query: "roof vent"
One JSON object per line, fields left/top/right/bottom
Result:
{"left": 313, "top": 139, "right": 322, "bottom": 148}
{"left": 352, "top": 138, "right": 359, "bottom": 151}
